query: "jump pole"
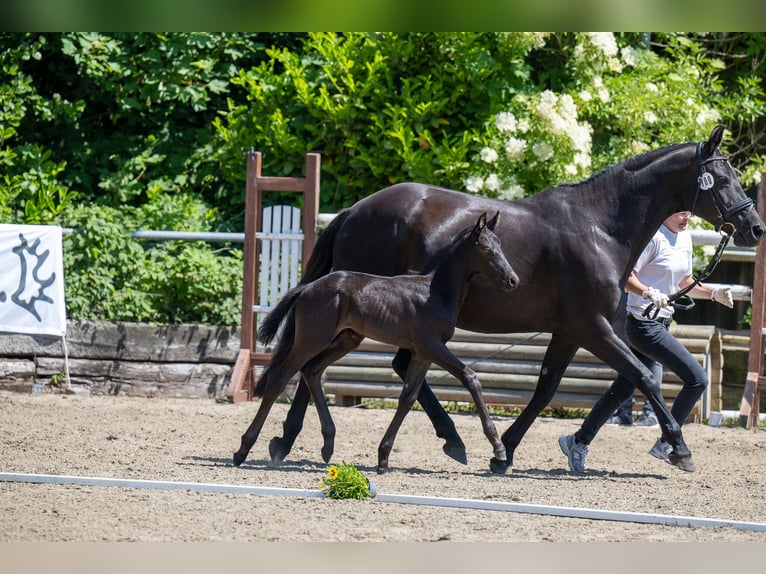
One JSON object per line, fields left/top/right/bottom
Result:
{"left": 3, "top": 472, "right": 766, "bottom": 533}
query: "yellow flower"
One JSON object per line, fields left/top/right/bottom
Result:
{"left": 319, "top": 462, "right": 370, "bottom": 500}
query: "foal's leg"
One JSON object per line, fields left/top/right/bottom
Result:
{"left": 268, "top": 330, "right": 364, "bottom": 463}
{"left": 428, "top": 344, "right": 507, "bottom": 474}
{"left": 394, "top": 349, "right": 468, "bottom": 464}
{"left": 233, "top": 361, "right": 301, "bottom": 466}
{"left": 501, "top": 338, "right": 578, "bottom": 468}
{"left": 268, "top": 379, "right": 311, "bottom": 463}
{"left": 377, "top": 360, "right": 432, "bottom": 474}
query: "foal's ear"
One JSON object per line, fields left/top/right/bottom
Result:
{"left": 487, "top": 210, "right": 500, "bottom": 231}
{"left": 474, "top": 212, "right": 488, "bottom": 234}
{"left": 701, "top": 124, "right": 725, "bottom": 158}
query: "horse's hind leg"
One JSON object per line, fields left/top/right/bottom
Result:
{"left": 394, "top": 349, "right": 467, "bottom": 465}
{"left": 302, "top": 367, "right": 336, "bottom": 463}
{"left": 269, "top": 330, "right": 364, "bottom": 463}
{"left": 377, "top": 360, "right": 431, "bottom": 474}
{"left": 501, "top": 339, "right": 578, "bottom": 468}
{"left": 233, "top": 368, "right": 295, "bottom": 466}
{"left": 268, "top": 379, "right": 311, "bottom": 463}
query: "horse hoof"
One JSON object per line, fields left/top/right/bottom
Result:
{"left": 321, "top": 445, "right": 334, "bottom": 463}
{"left": 489, "top": 457, "right": 510, "bottom": 474}
{"left": 232, "top": 452, "right": 245, "bottom": 467}
{"left": 443, "top": 440, "right": 468, "bottom": 465}
{"left": 376, "top": 463, "right": 389, "bottom": 475}
{"left": 669, "top": 452, "right": 697, "bottom": 472}
{"left": 268, "top": 437, "right": 288, "bottom": 463}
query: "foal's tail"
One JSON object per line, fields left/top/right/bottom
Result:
{"left": 258, "top": 284, "right": 307, "bottom": 346}
{"left": 254, "top": 285, "right": 307, "bottom": 397}
{"left": 257, "top": 208, "right": 350, "bottom": 345}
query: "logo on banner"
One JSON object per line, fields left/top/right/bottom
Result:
{"left": 0, "top": 224, "right": 66, "bottom": 336}
{"left": 1, "top": 233, "right": 57, "bottom": 322}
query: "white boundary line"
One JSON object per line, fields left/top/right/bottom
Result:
{"left": 3, "top": 471, "right": 766, "bottom": 533}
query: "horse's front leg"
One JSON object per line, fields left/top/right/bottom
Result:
{"left": 377, "top": 360, "right": 432, "bottom": 474}
{"left": 394, "top": 349, "right": 467, "bottom": 464}
{"left": 430, "top": 344, "right": 507, "bottom": 474}
{"left": 501, "top": 337, "right": 578, "bottom": 468}
{"left": 585, "top": 329, "right": 693, "bottom": 471}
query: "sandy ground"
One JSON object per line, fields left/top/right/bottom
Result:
{"left": 2, "top": 389, "right": 766, "bottom": 544}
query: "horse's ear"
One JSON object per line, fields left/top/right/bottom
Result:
{"left": 474, "top": 212, "right": 488, "bottom": 235}
{"left": 701, "top": 124, "right": 725, "bottom": 158}
{"left": 487, "top": 210, "right": 500, "bottom": 231}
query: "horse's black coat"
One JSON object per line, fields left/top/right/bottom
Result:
{"left": 258, "top": 125, "right": 765, "bottom": 472}
{"left": 233, "top": 213, "right": 519, "bottom": 472}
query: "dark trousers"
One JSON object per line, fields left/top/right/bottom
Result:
{"left": 613, "top": 346, "right": 663, "bottom": 420}
{"left": 576, "top": 314, "right": 708, "bottom": 445}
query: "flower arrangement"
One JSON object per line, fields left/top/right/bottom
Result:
{"left": 318, "top": 462, "right": 374, "bottom": 500}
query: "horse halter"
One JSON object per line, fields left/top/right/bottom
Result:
{"left": 691, "top": 143, "right": 754, "bottom": 232}
{"left": 644, "top": 143, "right": 754, "bottom": 321}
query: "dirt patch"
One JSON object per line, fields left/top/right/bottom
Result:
{"left": 2, "top": 390, "right": 766, "bottom": 542}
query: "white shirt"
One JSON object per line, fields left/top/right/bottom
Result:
{"left": 626, "top": 224, "right": 693, "bottom": 320}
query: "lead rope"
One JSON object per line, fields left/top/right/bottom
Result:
{"left": 643, "top": 222, "right": 735, "bottom": 320}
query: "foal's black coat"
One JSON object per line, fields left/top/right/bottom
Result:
{"left": 258, "top": 125, "right": 765, "bottom": 473}
{"left": 233, "top": 212, "right": 519, "bottom": 472}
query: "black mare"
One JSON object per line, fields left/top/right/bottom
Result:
{"left": 259, "top": 125, "right": 765, "bottom": 473}
{"left": 233, "top": 212, "right": 519, "bottom": 473}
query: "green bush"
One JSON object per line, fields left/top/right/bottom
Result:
{"left": 215, "top": 32, "right": 544, "bottom": 210}
{"left": 61, "top": 201, "right": 242, "bottom": 325}
{"left": 3, "top": 32, "right": 766, "bottom": 325}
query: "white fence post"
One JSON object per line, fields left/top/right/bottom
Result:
{"left": 253, "top": 205, "right": 303, "bottom": 327}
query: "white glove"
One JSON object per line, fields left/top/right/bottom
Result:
{"left": 642, "top": 287, "right": 669, "bottom": 309}
{"left": 711, "top": 286, "right": 734, "bottom": 308}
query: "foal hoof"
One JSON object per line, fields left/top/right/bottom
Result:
{"left": 489, "top": 457, "right": 510, "bottom": 475}
{"left": 443, "top": 440, "right": 468, "bottom": 465}
{"left": 669, "top": 451, "right": 697, "bottom": 472}
{"left": 268, "top": 437, "right": 288, "bottom": 463}
{"left": 321, "top": 444, "right": 334, "bottom": 463}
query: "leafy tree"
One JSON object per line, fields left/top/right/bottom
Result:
{"left": 214, "top": 32, "right": 545, "bottom": 210}
{"left": 2, "top": 32, "right": 765, "bottom": 324}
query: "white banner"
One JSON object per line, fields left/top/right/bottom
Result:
{"left": 0, "top": 224, "right": 67, "bottom": 336}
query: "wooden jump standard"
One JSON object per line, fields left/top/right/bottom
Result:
{"left": 225, "top": 151, "right": 320, "bottom": 403}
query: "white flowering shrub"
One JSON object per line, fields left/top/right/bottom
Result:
{"left": 464, "top": 32, "right": 766, "bottom": 201}
{"left": 569, "top": 33, "right": 728, "bottom": 171}
{"left": 465, "top": 90, "right": 592, "bottom": 199}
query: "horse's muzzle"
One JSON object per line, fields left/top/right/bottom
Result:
{"left": 733, "top": 221, "right": 765, "bottom": 247}
{"left": 502, "top": 274, "right": 520, "bottom": 291}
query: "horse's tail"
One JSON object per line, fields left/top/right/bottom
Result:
{"left": 258, "top": 284, "right": 307, "bottom": 346}
{"left": 253, "top": 285, "right": 306, "bottom": 397}
{"left": 257, "top": 209, "right": 350, "bottom": 344}
{"left": 300, "top": 208, "right": 350, "bottom": 284}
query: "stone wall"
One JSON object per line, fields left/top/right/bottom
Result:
{"left": 0, "top": 321, "right": 240, "bottom": 399}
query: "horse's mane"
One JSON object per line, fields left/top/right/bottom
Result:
{"left": 548, "top": 142, "right": 693, "bottom": 193}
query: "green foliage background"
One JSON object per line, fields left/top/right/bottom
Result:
{"left": 2, "top": 32, "right": 765, "bottom": 325}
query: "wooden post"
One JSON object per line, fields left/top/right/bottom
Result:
{"left": 739, "top": 174, "right": 766, "bottom": 428}
{"left": 225, "top": 152, "right": 321, "bottom": 402}
{"left": 303, "top": 153, "right": 321, "bottom": 266}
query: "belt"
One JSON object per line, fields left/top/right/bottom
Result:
{"left": 630, "top": 312, "right": 672, "bottom": 327}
